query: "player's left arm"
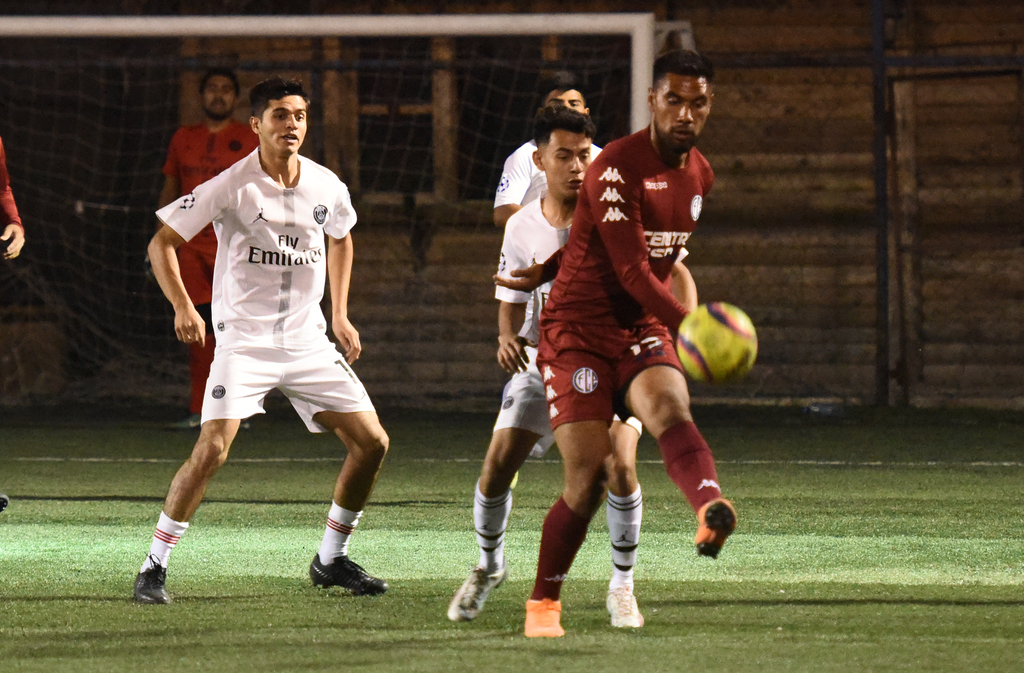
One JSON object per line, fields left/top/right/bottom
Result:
{"left": 327, "top": 232, "right": 361, "bottom": 363}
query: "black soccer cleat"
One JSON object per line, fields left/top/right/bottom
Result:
{"left": 133, "top": 560, "right": 171, "bottom": 604}
{"left": 0, "top": 494, "right": 8, "bottom": 514}
{"left": 309, "top": 554, "right": 388, "bottom": 596}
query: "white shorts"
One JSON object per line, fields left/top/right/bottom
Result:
{"left": 493, "top": 347, "right": 642, "bottom": 458}
{"left": 202, "top": 339, "right": 375, "bottom": 433}
{"left": 494, "top": 348, "right": 556, "bottom": 457}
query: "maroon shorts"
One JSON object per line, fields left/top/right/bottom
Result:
{"left": 536, "top": 320, "right": 681, "bottom": 430}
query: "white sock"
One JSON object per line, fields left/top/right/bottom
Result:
{"left": 607, "top": 486, "right": 642, "bottom": 591}
{"left": 141, "top": 511, "right": 189, "bottom": 572}
{"left": 318, "top": 502, "right": 362, "bottom": 565}
{"left": 474, "top": 482, "right": 512, "bottom": 572}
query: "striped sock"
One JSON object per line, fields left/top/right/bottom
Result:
{"left": 474, "top": 482, "right": 512, "bottom": 572}
{"left": 607, "top": 487, "right": 642, "bottom": 591}
{"left": 141, "top": 511, "right": 189, "bottom": 572}
{"left": 318, "top": 502, "right": 362, "bottom": 565}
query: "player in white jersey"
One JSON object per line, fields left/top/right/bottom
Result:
{"left": 493, "top": 72, "right": 602, "bottom": 228}
{"left": 449, "top": 107, "right": 647, "bottom": 628}
{"left": 134, "top": 77, "right": 390, "bottom": 604}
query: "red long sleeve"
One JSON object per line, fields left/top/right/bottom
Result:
{"left": 0, "top": 137, "right": 22, "bottom": 232}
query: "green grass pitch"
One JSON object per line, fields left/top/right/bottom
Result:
{"left": 2, "top": 405, "right": 1023, "bottom": 672}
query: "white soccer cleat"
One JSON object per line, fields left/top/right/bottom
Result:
{"left": 447, "top": 565, "right": 508, "bottom": 622}
{"left": 606, "top": 586, "right": 645, "bottom": 628}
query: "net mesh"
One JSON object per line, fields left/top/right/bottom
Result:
{"left": 0, "top": 33, "right": 632, "bottom": 408}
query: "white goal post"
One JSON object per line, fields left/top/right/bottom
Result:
{"left": 0, "top": 13, "right": 656, "bottom": 132}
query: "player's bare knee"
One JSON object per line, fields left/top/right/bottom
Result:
{"left": 351, "top": 429, "right": 388, "bottom": 465}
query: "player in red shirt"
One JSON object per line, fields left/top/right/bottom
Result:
{"left": 0, "top": 136, "right": 25, "bottom": 260}
{"left": 498, "top": 50, "right": 735, "bottom": 637}
{"left": 159, "top": 68, "right": 259, "bottom": 428}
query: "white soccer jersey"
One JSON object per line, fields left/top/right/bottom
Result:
{"left": 493, "top": 140, "right": 602, "bottom": 208}
{"left": 494, "top": 198, "right": 568, "bottom": 345}
{"left": 156, "top": 149, "right": 356, "bottom": 350}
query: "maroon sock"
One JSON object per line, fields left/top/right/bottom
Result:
{"left": 658, "top": 421, "right": 722, "bottom": 513}
{"left": 530, "top": 497, "right": 591, "bottom": 602}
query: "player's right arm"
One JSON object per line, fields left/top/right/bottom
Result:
{"left": 147, "top": 224, "right": 205, "bottom": 346}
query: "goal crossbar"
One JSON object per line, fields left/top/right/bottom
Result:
{"left": 0, "top": 13, "right": 655, "bottom": 131}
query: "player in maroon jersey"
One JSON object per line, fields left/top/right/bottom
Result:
{"left": 0, "top": 136, "right": 24, "bottom": 260}
{"left": 158, "top": 69, "right": 259, "bottom": 428}
{"left": 497, "top": 50, "right": 735, "bottom": 638}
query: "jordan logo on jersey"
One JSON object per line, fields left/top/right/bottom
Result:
{"left": 602, "top": 207, "right": 626, "bottom": 222}
{"left": 599, "top": 187, "right": 624, "bottom": 203}
{"left": 252, "top": 208, "right": 268, "bottom": 224}
{"left": 598, "top": 167, "right": 625, "bottom": 183}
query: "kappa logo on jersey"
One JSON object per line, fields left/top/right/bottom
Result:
{"left": 645, "top": 230, "right": 691, "bottom": 259}
{"left": 599, "top": 167, "right": 625, "bottom": 184}
{"left": 602, "top": 207, "right": 626, "bottom": 223}
{"left": 645, "top": 180, "right": 668, "bottom": 190}
{"left": 599, "top": 187, "right": 625, "bottom": 203}
{"left": 312, "top": 204, "right": 328, "bottom": 225}
{"left": 690, "top": 195, "right": 703, "bottom": 221}
{"left": 180, "top": 192, "right": 196, "bottom": 210}
{"left": 549, "top": 404, "right": 559, "bottom": 419}
{"left": 572, "top": 367, "right": 599, "bottom": 394}
{"left": 497, "top": 175, "right": 511, "bottom": 193}
{"left": 545, "top": 385, "right": 556, "bottom": 401}
{"left": 252, "top": 207, "right": 268, "bottom": 224}
{"left": 542, "top": 365, "right": 554, "bottom": 382}
{"left": 697, "top": 478, "right": 720, "bottom": 491}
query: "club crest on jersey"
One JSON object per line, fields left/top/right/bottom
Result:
{"left": 313, "top": 204, "right": 328, "bottom": 225}
{"left": 211, "top": 385, "right": 226, "bottom": 399}
{"left": 598, "top": 167, "right": 625, "bottom": 183}
{"left": 602, "top": 207, "right": 626, "bottom": 222}
{"left": 497, "top": 175, "right": 511, "bottom": 193}
{"left": 599, "top": 187, "right": 624, "bottom": 203}
{"left": 690, "top": 195, "right": 703, "bottom": 221}
{"left": 502, "top": 396, "right": 515, "bottom": 410}
{"left": 572, "top": 367, "right": 599, "bottom": 394}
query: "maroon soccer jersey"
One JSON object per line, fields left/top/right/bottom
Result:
{"left": 540, "top": 128, "right": 713, "bottom": 334}
{"left": 0, "top": 136, "right": 22, "bottom": 232}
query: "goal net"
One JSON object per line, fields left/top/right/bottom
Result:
{"left": 0, "top": 14, "right": 654, "bottom": 408}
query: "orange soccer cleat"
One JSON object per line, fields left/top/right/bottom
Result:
{"left": 524, "top": 598, "right": 565, "bottom": 638}
{"left": 695, "top": 498, "right": 737, "bottom": 559}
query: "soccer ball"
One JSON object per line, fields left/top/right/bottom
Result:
{"left": 675, "top": 302, "right": 758, "bottom": 383}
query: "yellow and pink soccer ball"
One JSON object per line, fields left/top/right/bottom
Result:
{"left": 675, "top": 302, "right": 758, "bottom": 383}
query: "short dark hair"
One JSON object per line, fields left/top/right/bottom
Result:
{"left": 532, "top": 106, "right": 596, "bottom": 147}
{"left": 249, "top": 77, "right": 310, "bottom": 118}
{"left": 653, "top": 50, "right": 714, "bottom": 85}
{"left": 199, "top": 68, "right": 240, "bottom": 96}
{"left": 538, "top": 70, "right": 580, "bottom": 99}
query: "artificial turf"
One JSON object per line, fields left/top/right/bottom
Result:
{"left": 1, "top": 405, "right": 1022, "bottom": 672}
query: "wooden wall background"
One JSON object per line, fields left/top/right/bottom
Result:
{"left": 2, "top": 0, "right": 1021, "bottom": 409}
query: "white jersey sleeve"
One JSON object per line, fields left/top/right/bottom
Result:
{"left": 495, "top": 214, "right": 533, "bottom": 306}
{"left": 494, "top": 141, "right": 540, "bottom": 208}
{"left": 325, "top": 180, "right": 357, "bottom": 239}
{"left": 156, "top": 171, "right": 232, "bottom": 241}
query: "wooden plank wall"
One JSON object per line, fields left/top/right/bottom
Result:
{"left": 173, "top": 0, "right": 1024, "bottom": 410}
